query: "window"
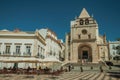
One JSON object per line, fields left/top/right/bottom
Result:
{"left": 78, "top": 34, "right": 81, "bottom": 39}
{"left": 43, "top": 49, "right": 45, "bottom": 54}
{"left": 112, "top": 45, "right": 116, "bottom": 49}
{"left": 53, "top": 52, "right": 56, "bottom": 56}
{"left": 82, "top": 29, "right": 87, "bottom": 35}
{"left": 80, "top": 19, "right": 84, "bottom": 25}
{"left": 38, "top": 45, "right": 40, "bottom": 53}
{"left": 88, "top": 34, "right": 91, "bottom": 39}
{"left": 116, "top": 50, "right": 120, "bottom": 55}
{"left": 85, "top": 18, "right": 89, "bottom": 25}
{"left": 68, "top": 52, "right": 70, "bottom": 60}
{"left": 50, "top": 50, "right": 52, "bottom": 55}
{"left": 113, "top": 51, "right": 115, "bottom": 55}
{"left": 41, "top": 47, "right": 43, "bottom": 53}
{"left": 68, "top": 40, "right": 70, "bottom": 45}
{"left": 116, "top": 45, "right": 120, "bottom": 50}
{"left": 5, "top": 46, "right": 10, "bottom": 54}
{"left": 0, "top": 45, "right": 1, "bottom": 54}
{"left": 26, "top": 46, "right": 31, "bottom": 54}
{"left": 16, "top": 46, "right": 20, "bottom": 53}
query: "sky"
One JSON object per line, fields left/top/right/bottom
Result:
{"left": 0, "top": 0, "right": 120, "bottom": 41}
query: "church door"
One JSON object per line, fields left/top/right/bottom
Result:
{"left": 78, "top": 45, "right": 92, "bottom": 63}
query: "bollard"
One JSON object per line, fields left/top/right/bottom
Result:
{"left": 91, "top": 66, "right": 93, "bottom": 70}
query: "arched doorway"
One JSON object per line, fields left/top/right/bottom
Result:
{"left": 78, "top": 45, "right": 92, "bottom": 63}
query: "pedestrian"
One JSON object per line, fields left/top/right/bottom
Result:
{"left": 68, "top": 65, "right": 71, "bottom": 72}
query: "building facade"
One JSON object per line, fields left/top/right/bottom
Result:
{"left": 109, "top": 41, "right": 120, "bottom": 60}
{"left": 65, "top": 8, "right": 109, "bottom": 63}
{"left": 0, "top": 29, "right": 46, "bottom": 69}
{"left": 39, "top": 28, "right": 64, "bottom": 60}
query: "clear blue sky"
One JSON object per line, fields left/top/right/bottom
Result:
{"left": 0, "top": 0, "right": 120, "bottom": 41}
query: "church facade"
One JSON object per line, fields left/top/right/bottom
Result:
{"left": 65, "top": 8, "right": 109, "bottom": 63}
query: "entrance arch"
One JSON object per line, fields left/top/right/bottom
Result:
{"left": 78, "top": 44, "right": 92, "bottom": 63}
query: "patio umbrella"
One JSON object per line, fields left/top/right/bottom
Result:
{"left": 1, "top": 57, "right": 42, "bottom": 63}
{"left": 0, "top": 57, "right": 42, "bottom": 68}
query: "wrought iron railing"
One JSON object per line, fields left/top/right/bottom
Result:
{"left": 13, "top": 52, "right": 21, "bottom": 56}
{"left": 23, "top": 52, "right": 31, "bottom": 56}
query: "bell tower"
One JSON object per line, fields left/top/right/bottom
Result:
{"left": 65, "top": 8, "right": 108, "bottom": 63}
{"left": 69, "top": 8, "right": 100, "bottom": 63}
{"left": 71, "top": 8, "right": 99, "bottom": 42}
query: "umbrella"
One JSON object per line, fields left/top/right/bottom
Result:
{"left": 0, "top": 57, "right": 43, "bottom": 68}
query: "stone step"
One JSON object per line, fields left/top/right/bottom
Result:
{"left": 89, "top": 73, "right": 101, "bottom": 80}
{"left": 74, "top": 73, "right": 92, "bottom": 80}
{"left": 96, "top": 73, "right": 105, "bottom": 80}
{"left": 82, "top": 73, "right": 96, "bottom": 80}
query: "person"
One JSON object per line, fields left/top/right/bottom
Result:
{"left": 39, "top": 66, "right": 41, "bottom": 70}
{"left": 68, "top": 65, "right": 71, "bottom": 72}
{"left": 44, "top": 67, "right": 49, "bottom": 74}
{"left": 60, "top": 66, "right": 63, "bottom": 71}
{"left": 37, "top": 66, "right": 40, "bottom": 75}
{"left": 27, "top": 66, "right": 31, "bottom": 72}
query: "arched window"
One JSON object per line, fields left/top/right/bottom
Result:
{"left": 79, "top": 19, "right": 84, "bottom": 25}
{"left": 85, "top": 18, "right": 89, "bottom": 25}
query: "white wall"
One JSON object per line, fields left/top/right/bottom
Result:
{"left": 0, "top": 38, "right": 34, "bottom": 56}
{"left": 109, "top": 41, "right": 120, "bottom": 59}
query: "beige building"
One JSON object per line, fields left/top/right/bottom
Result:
{"left": 38, "top": 28, "right": 64, "bottom": 60}
{"left": 65, "top": 8, "right": 109, "bottom": 63}
{"left": 0, "top": 29, "right": 46, "bottom": 69}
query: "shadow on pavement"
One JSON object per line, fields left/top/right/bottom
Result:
{"left": 107, "top": 72, "right": 120, "bottom": 78}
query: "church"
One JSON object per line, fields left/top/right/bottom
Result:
{"left": 65, "top": 8, "right": 109, "bottom": 63}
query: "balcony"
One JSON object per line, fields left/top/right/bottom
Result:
{"left": 13, "top": 52, "right": 21, "bottom": 56}
{"left": 36, "top": 53, "right": 45, "bottom": 59}
{"left": 2, "top": 52, "right": 11, "bottom": 55}
{"left": 23, "top": 52, "right": 31, "bottom": 56}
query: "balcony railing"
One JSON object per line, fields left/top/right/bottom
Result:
{"left": 36, "top": 53, "right": 45, "bottom": 59}
{"left": 13, "top": 52, "right": 21, "bottom": 56}
{"left": 0, "top": 52, "right": 32, "bottom": 57}
{"left": 2, "top": 52, "right": 11, "bottom": 55}
{"left": 23, "top": 52, "right": 31, "bottom": 56}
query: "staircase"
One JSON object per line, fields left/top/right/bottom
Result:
{"left": 62, "top": 61, "right": 110, "bottom": 72}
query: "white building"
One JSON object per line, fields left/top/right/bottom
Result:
{"left": 109, "top": 41, "right": 120, "bottom": 60}
{"left": 0, "top": 29, "right": 46, "bottom": 69}
{"left": 39, "top": 28, "right": 63, "bottom": 60}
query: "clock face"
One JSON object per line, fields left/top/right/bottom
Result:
{"left": 82, "top": 29, "right": 87, "bottom": 34}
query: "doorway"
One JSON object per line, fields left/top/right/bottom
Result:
{"left": 78, "top": 45, "right": 92, "bottom": 63}
{"left": 82, "top": 51, "right": 88, "bottom": 59}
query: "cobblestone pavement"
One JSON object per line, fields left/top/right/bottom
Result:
{"left": 0, "top": 71, "right": 119, "bottom": 80}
